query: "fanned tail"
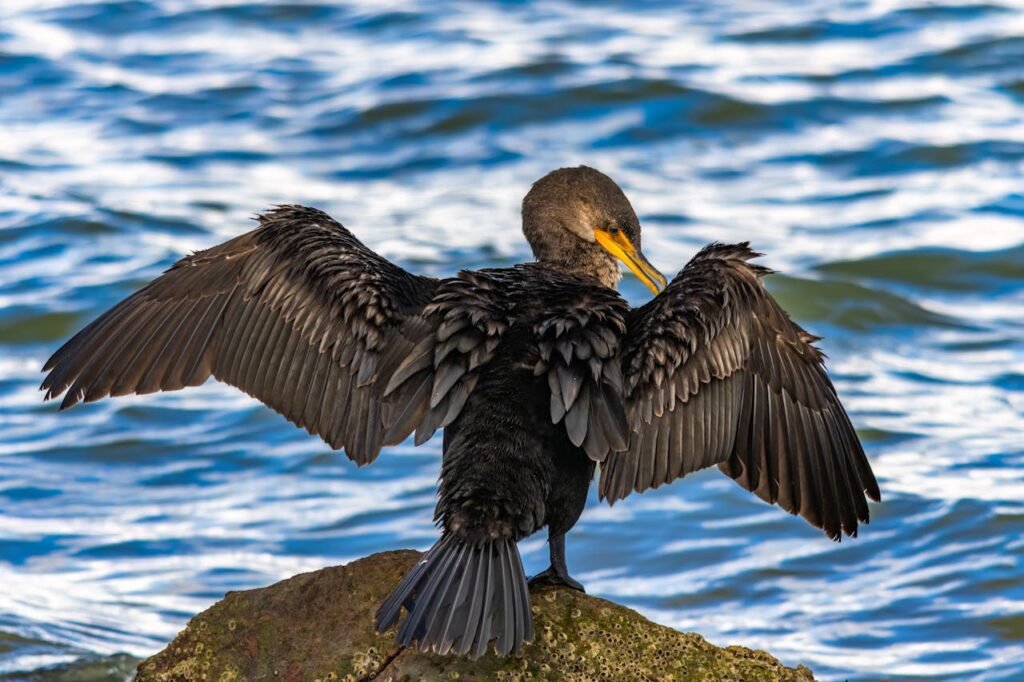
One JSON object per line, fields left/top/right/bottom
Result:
{"left": 375, "top": 535, "right": 533, "bottom": 659}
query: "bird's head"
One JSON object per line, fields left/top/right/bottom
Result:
{"left": 521, "top": 166, "right": 666, "bottom": 294}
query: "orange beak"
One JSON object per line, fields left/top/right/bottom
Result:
{"left": 594, "top": 230, "right": 666, "bottom": 295}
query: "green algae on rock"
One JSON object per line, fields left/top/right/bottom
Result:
{"left": 136, "top": 550, "right": 814, "bottom": 682}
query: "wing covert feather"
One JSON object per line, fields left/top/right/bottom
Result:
{"left": 531, "top": 279, "right": 631, "bottom": 463}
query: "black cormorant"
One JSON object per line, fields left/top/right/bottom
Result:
{"left": 41, "top": 166, "right": 880, "bottom": 659}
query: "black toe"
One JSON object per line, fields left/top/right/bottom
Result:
{"left": 528, "top": 567, "right": 585, "bottom": 593}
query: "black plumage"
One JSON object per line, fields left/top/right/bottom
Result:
{"left": 41, "top": 165, "right": 880, "bottom": 659}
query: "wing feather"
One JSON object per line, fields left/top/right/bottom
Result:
{"left": 601, "top": 243, "right": 880, "bottom": 540}
{"left": 41, "top": 205, "right": 442, "bottom": 465}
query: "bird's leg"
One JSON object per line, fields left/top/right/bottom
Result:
{"left": 528, "top": 533, "right": 585, "bottom": 593}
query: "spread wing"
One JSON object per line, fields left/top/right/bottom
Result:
{"left": 41, "top": 205, "right": 443, "bottom": 465}
{"left": 600, "top": 243, "right": 880, "bottom": 539}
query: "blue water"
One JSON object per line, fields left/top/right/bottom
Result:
{"left": 1, "top": 1, "right": 1023, "bottom": 680}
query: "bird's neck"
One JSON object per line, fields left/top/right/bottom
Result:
{"left": 537, "top": 241, "right": 621, "bottom": 290}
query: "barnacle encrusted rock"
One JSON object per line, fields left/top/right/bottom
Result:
{"left": 135, "top": 550, "right": 814, "bottom": 682}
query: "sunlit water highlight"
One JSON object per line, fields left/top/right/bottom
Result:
{"left": 1, "top": 1, "right": 1023, "bottom": 680}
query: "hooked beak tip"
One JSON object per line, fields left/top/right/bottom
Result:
{"left": 636, "top": 253, "right": 666, "bottom": 296}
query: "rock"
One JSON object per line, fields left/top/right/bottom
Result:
{"left": 136, "top": 550, "right": 814, "bottom": 682}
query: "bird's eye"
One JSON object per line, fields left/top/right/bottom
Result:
{"left": 607, "top": 224, "right": 619, "bottom": 235}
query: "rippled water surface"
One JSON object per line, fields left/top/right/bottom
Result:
{"left": 1, "top": 1, "right": 1023, "bottom": 680}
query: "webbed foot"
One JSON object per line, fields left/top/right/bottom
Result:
{"left": 528, "top": 566, "right": 585, "bottom": 593}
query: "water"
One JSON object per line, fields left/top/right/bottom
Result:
{"left": 1, "top": 1, "right": 1022, "bottom": 679}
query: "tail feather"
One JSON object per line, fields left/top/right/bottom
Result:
{"left": 434, "top": 544, "right": 475, "bottom": 652}
{"left": 398, "top": 538, "right": 463, "bottom": 643}
{"left": 375, "top": 541, "right": 441, "bottom": 628}
{"left": 418, "top": 541, "right": 467, "bottom": 644}
{"left": 498, "top": 545, "right": 515, "bottom": 654}
{"left": 375, "top": 535, "right": 533, "bottom": 658}
{"left": 470, "top": 545, "right": 496, "bottom": 659}
{"left": 503, "top": 539, "right": 527, "bottom": 654}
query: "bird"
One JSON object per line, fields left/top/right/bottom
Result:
{"left": 40, "top": 165, "right": 880, "bottom": 660}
